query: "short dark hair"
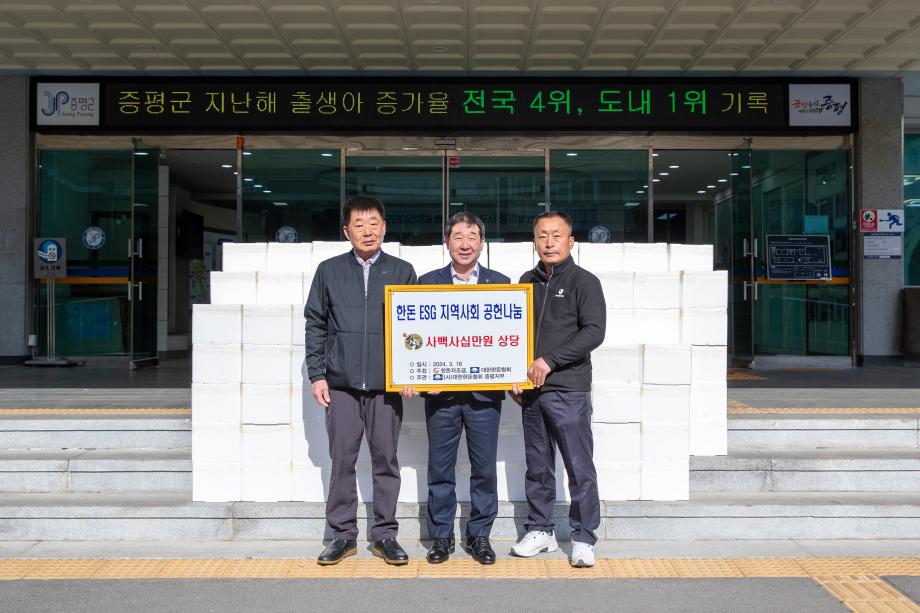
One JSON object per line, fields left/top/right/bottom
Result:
{"left": 533, "top": 210, "right": 573, "bottom": 233}
{"left": 445, "top": 211, "right": 486, "bottom": 240}
{"left": 342, "top": 195, "right": 385, "bottom": 225}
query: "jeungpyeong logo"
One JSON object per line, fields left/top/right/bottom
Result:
{"left": 35, "top": 83, "right": 100, "bottom": 126}
{"left": 788, "top": 84, "right": 851, "bottom": 127}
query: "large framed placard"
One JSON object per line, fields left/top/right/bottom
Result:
{"left": 385, "top": 284, "right": 534, "bottom": 392}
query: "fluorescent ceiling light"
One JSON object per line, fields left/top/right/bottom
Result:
{"left": 321, "top": 153, "right": 334, "bottom": 157}
{"left": 707, "top": 184, "right": 716, "bottom": 188}
{"left": 565, "top": 152, "right": 578, "bottom": 157}
{"left": 669, "top": 165, "right": 679, "bottom": 169}
{"left": 624, "top": 202, "right": 640, "bottom": 207}
{"left": 717, "top": 178, "right": 727, "bottom": 183}
{"left": 221, "top": 164, "right": 232, "bottom": 168}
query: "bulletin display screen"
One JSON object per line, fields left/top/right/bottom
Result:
{"left": 765, "top": 235, "right": 833, "bottom": 281}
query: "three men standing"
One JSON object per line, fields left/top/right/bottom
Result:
{"left": 305, "top": 196, "right": 417, "bottom": 565}
{"left": 415, "top": 212, "right": 509, "bottom": 565}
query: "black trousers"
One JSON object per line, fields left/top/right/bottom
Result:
{"left": 325, "top": 388, "right": 403, "bottom": 541}
{"left": 425, "top": 395, "right": 501, "bottom": 539}
{"left": 521, "top": 390, "right": 600, "bottom": 545}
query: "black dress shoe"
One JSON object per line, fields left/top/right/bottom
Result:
{"left": 465, "top": 536, "right": 496, "bottom": 565}
{"left": 317, "top": 539, "right": 357, "bottom": 565}
{"left": 426, "top": 537, "right": 455, "bottom": 564}
{"left": 372, "top": 537, "right": 409, "bottom": 565}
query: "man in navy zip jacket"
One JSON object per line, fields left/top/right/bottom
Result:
{"left": 305, "top": 196, "right": 417, "bottom": 566}
{"left": 511, "top": 211, "right": 606, "bottom": 568}
{"left": 412, "top": 212, "right": 509, "bottom": 565}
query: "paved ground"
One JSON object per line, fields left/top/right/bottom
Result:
{"left": 0, "top": 578, "right": 847, "bottom": 613}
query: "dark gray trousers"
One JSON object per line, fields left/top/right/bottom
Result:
{"left": 521, "top": 390, "right": 600, "bottom": 545}
{"left": 325, "top": 388, "right": 403, "bottom": 541}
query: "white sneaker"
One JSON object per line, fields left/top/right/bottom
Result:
{"left": 511, "top": 530, "right": 559, "bottom": 558}
{"left": 570, "top": 541, "right": 595, "bottom": 567}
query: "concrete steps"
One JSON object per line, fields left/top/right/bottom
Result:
{"left": 728, "top": 414, "right": 920, "bottom": 449}
{"left": 0, "top": 416, "right": 190, "bottom": 450}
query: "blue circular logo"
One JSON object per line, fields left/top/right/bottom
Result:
{"left": 587, "top": 225, "right": 612, "bottom": 243}
{"left": 82, "top": 226, "right": 106, "bottom": 250}
{"left": 37, "top": 239, "right": 63, "bottom": 263}
{"left": 275, "top": 226, "right": 299, "bottom": 243}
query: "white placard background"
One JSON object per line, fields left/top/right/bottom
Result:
{"left": 388, "top": 287, "right": 531, "bottom": 389}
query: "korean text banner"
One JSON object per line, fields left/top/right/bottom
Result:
{"left": 385, "top": 284, "right": 534, "bottom": 392}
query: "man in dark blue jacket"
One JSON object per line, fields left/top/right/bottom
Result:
{"left": 407, "top": 211, "right": 509, "bottom": 565}
{"left": 305, "top": 196, "right": 417, "bottom": 566}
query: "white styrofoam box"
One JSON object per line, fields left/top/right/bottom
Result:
{"left": 257, "top": 272, "right": 304, "bottom": 306}
{"left": 487, "top": 242, "right": 534, "bottom": 280}
{"left": 596, "top": 463, "right": 641, "bottom": 501}
{"left": 642, "top": 422, "right": 690, "bottom": 464}
{"left": 193, "top": 462, "right": 241, "bottom": 502}
{"left": 290, "top": 464, "right": 326, "bottom": 502}
{"left": 242, "top": 305, "right": 293, "bottom": 346}
{"left": 192, "top": 423, "right": 242, "bottom": 463}
{"left": 291, "top": 420, "right": 329, "bottom": 466}
{"left": 691, "top": 345, "right": 727, "bottom": 384}
{"left": 640, "top": 461, "right": 690, "bottom": 501}
{"left": 690, "top": 382, "right": 728, "bottom": 424}
{"left": 492, "top": 427, "right": 527, "bottom": 463}
{"left": 242, "top": 344, "right": 291, "bottom": 385}
{"left": 292, "top": 305, "right": 306, "bottom": 346}
{"left": 222, "top": 242, "right": 267, "bottom": 273}
{"left": 241, "top": 384, "right": 291, "bottom": 425}
{"left": 290, "top": 346, "right": 306, "bottom": 385}
{"left": 596, "top": 272, "right": 634, "bottom": 309}
{"left": 592, "top": 345, "right": 642, "bottom": 384}
{"left": 242, "top": 463, "right": 291, "bottom": 502}
{"left": 396, "top": 423, "right": 430, "bottom": 466}
{"left": 681, "top": 308, "right": 728, "bottom": 346}
{"left": 301, "top": 276, "right": 315, "bottom": 304}
{"left": 669, "top": 244, "right": 714, "bottom": 272}
{"left": 578, "top": 243, "right": 624, "bottom": 273}
{"left": 349, "top": 464, "right": 428, "bottom": 503}
{"left": 623, "top": 243, "right": 668, "bottom": 273}
{"left": 500, "top": 398, "right": 522, "bottom": 426}
{"left": 242, "top": 424, "right": 292, "bottom": 465}
{"left": 640, "top": 384, "right": 690, "bottom": 426}
{"left": 634, "top": 273, "right": 681, "bottom": 310}
{"left": 192, "top": 343, "right": 241, "bottom": 384}
{"left": 191, "top": 382, "right": 241, "bottom": 426}
{"left": 642, "top": 344, "right": 691, "bottom": 385}
{"left": 497, "top": 462, "right": 528, "bottom": 501}
{"left": 690, "top": 419, "right": 728, "bottom": 456}
{"left": 266, "top": 242, "right": 312, "bottom": 273}
{"left": 311, "top": 241, "right": 352, "bottom": 273}
{"left": 192, "top": 304, "right": 242, "bottom": 345}
{"left": 591, "top": 382, "right": 641, "bottom": 423}
{"left": 602, "top": 309, "right": 637, "bottom": 346}
{"left": 593, "top": 423, "right": 641, "bottom": 465}
{"left": 210, "top": 271, "right": 258, "bottom": 305}
{"left": 402, "top": 396, "right": 427, "bottom": 425}
{"left": 397, "top": 245, "right": 444, "bottom": 276}
{"left": 291, "top": 385, "right": 327, "bottom": 426}
{"left": 681, "top": 270, "right": 728, "bottom": 309}
{"left": 635, "top": 309, "right": 681, "bottom": 344}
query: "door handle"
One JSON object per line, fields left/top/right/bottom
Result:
{"left": 753, "top": 238, "right": 759, "bottom": 259}
{"left": 127, "top": 282, "right": 132, "bottom": 302}
{"left": 136, "top": 281, "right": 143, "bottom": 301}
{"left": 137, "top": 238, "right": 143, "bottom": 259}
{"left": 754, "top": 280, "right": 759, "bottom": 301}
{"left": 743, "top": 281, "right": 752, "bottom": 301}
{"left": 743, "top": 238, "right": 750, "bottom": 257}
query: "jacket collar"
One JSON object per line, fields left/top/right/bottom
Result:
{"left": 534, "top": 254, "right": 574, "bottom": 281}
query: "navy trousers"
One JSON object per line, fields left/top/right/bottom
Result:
{"left": 521, "top": 390, "right": 600, "bottom": 545}
{"left": 425, "top": 395, "right": 501, "bottom": 539}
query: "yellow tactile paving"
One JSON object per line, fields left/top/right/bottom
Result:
{"left": 286, "top": 558, "right": 357, "bottom": 578}
{"left": 417, "top": 558, "right": 484, "bottom": 579}
{"left": 726, "top": 372, "right": 769, "bottom": 381}
{"left": 158, "top": 559, "right": 238, "bottom": 579}
{"left": 22, "top": 559, "right": 104, "bottom": 580}
{"left": 864, "top": 558, "right": 920, "bottom": 576}
{"left": 544, "top": 558, "right": 613, "bottom": 579}
{"left": 352, "top": 558, "right": 419, "bottom": 579}
{"left": 223, "top": 559, "right": 293, "bottom": 578}
{"left": 608, "top": 558, "right": 679, "bottom": 578}
{"left": 91, "top": 559, "right": 168, "bottom": 579}
{"left": 0, "top": 559, "right": 38, "bottom": 580}
{"left": 480, "top": 558, "right": 546, "bottom": 579}
{"left": 735, "top": 558, "right": 810, "bottom": 577}
{"left": 0, "top": 408, "right": 191, "bottom": 415}
{"left": 672, "top": 559, "right": 744, "bottom": 578}
{"left": 798, "top": 558, "right": 875, "bottom": 576}
{"left": 814, "top": 575, "right": 920, "bottom": 612}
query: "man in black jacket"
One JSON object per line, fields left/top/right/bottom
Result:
{"left": 305, "top": 196, "right": 417, "bottom": 566}
{"left": 511, "top": 211, "right": 605, "bottom": 568}
{"left": 410, "top": 212, "right": 509, "bottom": 566}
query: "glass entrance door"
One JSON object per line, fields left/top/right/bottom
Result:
{"left": 129, "top": 144, "right": 159, "bottom": 368}
{"left": 444, "top": 154, "right": 546, "bottom": 242}
{"left": 730, "top": 145, "right": 755, "bottom": 367}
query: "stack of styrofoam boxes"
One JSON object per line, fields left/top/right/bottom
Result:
{"left": 585, "top": 242, "right": 727, "bottom": 502}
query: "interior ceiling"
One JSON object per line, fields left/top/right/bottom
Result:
{"left": 2, "top": 0, "right": 920, "bottom": 93}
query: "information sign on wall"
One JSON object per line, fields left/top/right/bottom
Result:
{"left": 765, "top": 235, "right": 832, "bottom": 281}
